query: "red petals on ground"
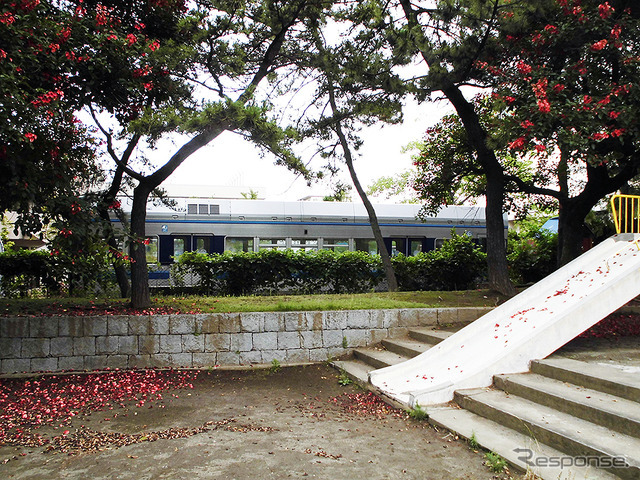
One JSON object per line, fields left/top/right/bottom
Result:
{"left": 0, "top": 369, "right": 199, "bottom": 447}
{"left": 579, "top": 314, "right": 640, "bottom": 339}
{"left": 329, "top": 392, "right": 404, "bottom": 419}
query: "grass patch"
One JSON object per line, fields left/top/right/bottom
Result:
{"left": 0, "top": 290, "right": 508, "bottom": 317}
{"left": 484, "top": 451, "right": 508, "bottom": 473}
{"left": 408, "top": 403, "right": 429, "bottom": 421}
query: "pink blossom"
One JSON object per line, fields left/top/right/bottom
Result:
{"left": 591, "top": 39, "right": 608, "bottom": 51}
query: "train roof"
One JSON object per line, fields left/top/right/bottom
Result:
{"left": 119, "top": 197, "right": 486, "bottom": 222}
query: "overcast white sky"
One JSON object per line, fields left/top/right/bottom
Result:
{"left": 161, "top": 98, "right": 454, "bottom": 202}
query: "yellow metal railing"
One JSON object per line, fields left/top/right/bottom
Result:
{"left": 611, "top": 194, "right": 640, "bottom": 234}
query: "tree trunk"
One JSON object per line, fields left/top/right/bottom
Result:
{"left": 443, "top": 86, "right": 516, "bottom": 296}
{"left": 557, "top": 203, "right": 587, "bottom": 266}
{"left": 130, "top": 183, "right": 152, "bottom": 309}
{"left": 97, "top": 203, "right": 130, "bottom": 298}
{"left": 344, "top": 150, "right": 398, "bottom": 292}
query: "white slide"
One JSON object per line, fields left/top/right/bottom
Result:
{"left": 369, "top": 233, "right": 640, "bottom": 407}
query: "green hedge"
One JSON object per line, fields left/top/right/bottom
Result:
{"left": 0, "top": 249, "right": 114, "bottom": 297}
{"left": 173, "top": 232, "right": 487, "bottom": 295}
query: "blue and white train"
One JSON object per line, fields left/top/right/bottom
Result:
{"left": 114, "top": 198, "right": 503, "bottom": 266}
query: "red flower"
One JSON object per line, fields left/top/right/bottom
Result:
{"left": 520, "top": 120, "right": 534, "bottom": 129}
{"left": 535, "top": 144, "right": 546, "bottom": 153}
{"left": 610, "top": 24, "right": 622, "bottom": 40}
{"left": 598, "top": 2, "right": 614, "bottom": 19}
{"left": 609, "top": 111, "right": 621, "bottom": 119}
{"left": 1, "top": 12, "right": 16, "bottom": 24}
{"left": 148, "top": 40, "right": 160, "bottom": 51}
{"left": 517, "top": 61, "right": 532, "bottom": 75}
{"left": 553, "top": 83, "right": 565, "bottom": 93}
{"left": 24, "top": 132, "right": 37, "bottom": 142}
{"left": 611, "top": 128, "right": 626, "bottom": 137}
{"left": 126, "top": 33, "right": 137, "bottom": 46}
{"left": 591, "top": 39, "right": 608, "bottom": 51}
{"left": 509, "top": 136, "right": 527, "bottom": 150}
{"left": 591, "top": 132, "right": 610, "bottom": 140}
{"left": 537, "top": 99, "right": 551, "bottom": 113}
{"left": 544, "top": 24, "right": 558, "bottom": 34}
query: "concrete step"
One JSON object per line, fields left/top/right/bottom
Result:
{"left": 428, "top": 405, "right": 618, "bottom": 480}
{"left": 532, "top": 357, "right": 640, "bottom": 402}
{"left": 353, "top": 347, "right": 409, "bottom": 370}
{"left": 381, "top": 337, "right": 432, "bottom": 358}
{"left": 454, "top": 387, "right": 640, "bottom": 480}
{"left": 332, "top": 358, "right": 374, "bottom": 385}
{"left": 408, "top": 328, "right": 454, "bottom": 345}
{"left": 494, "top": 373, "right": 640, "bottom": 439}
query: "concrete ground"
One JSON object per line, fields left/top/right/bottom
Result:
{"left": 554, "top": 335, "right": 640, "bottom": 368}
{"left": 0, "top": 364, "right": 524, "bottom": 480}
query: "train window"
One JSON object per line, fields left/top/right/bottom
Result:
{"left": 198, "top": 204, "right": 208, "bottom": 215}
{"left": 355, "top": 239, "right": 377, "bottom": 255}
{"left": 435, "top": 238, "right": 445, "bottom": 249}
{"left": 145, "top": 237, "right": 158, "bottom": 263}
{"left": 390, "top": 239, "right": 401, "bottom": 256}
{"left": 187, "top": 204, "right": 197, "bottom": 214}
{"left": 409, "top": 239, "right": 423, "bottom": 256}
{"left": 259, "top": 238, "right": 286, "bottom": 251}
{"left": 291, "top": 239, "right": 318, "bottom": 251}
{"left": 194, "top": 237, "right": 210, "bottom": 253}
{"left": 226, "top": 237, "right": 254, "bottom": 253}
{"left": 323, "top": 239, "right": 349, "bottom": 252}
{"left": 173, "top": 238, "right": 186, "bottom": 259}
{"left": 210, "top": 204, "right": 220, "bottom": 215}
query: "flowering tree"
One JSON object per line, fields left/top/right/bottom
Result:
{"left": 388, "top": 0, "right": 517, "bottom": 295}
{"left": 479, "top": 0, "right": 640, "bottom": 264}
{"left": 0, "top": 0, "right": 101, "bottom": 237}
{"left": 1, "top": 0, "right": 201, "bottom": 296}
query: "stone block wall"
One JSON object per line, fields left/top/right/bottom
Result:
{"left": 0, "top": 307, "right": 491, "bottom": 374}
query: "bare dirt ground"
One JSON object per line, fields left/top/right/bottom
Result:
{"left": 0, "top": 364, "right": 525, "bottom": 480}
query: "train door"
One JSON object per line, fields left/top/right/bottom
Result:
{"left": 159, "top": 235, "right": 191, "bottom": 264}
{"left": 192, "top": 235, "right": 225, "bottom": 254}
{"left": 384, "top": 238, "right": 408, "bottom": 256}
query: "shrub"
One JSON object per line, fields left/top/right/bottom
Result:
{"left": 175, "top": 233, "right": 486, "bottom": 296}
{"left": 508, "top": 222, "right": 558, "bottom": 285}
{"left": 0, "top": 248, "right": 115, "bottom": 297}
{"left": 394, "top": 231, "right": 487, "bottom": 291}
